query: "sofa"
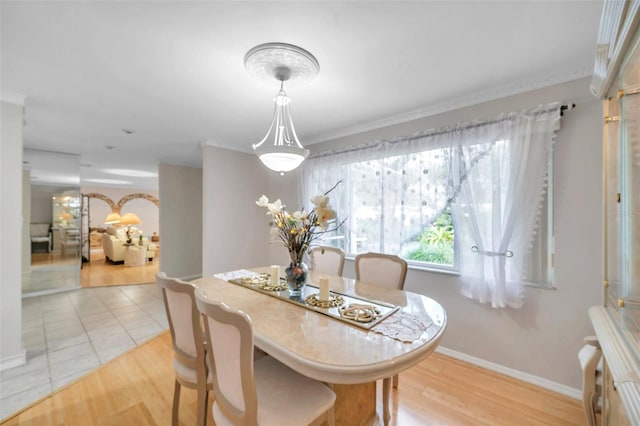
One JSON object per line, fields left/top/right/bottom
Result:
{"left": 102, "top": 227, "right": 156, "bottom": 263}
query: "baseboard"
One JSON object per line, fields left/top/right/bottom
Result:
{"left": 435, "top": 346, "right": 582, "bottom": 400}
{"left": 0, "top": 349, "right": 26, "bottom": 372}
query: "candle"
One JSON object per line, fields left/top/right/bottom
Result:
{"left": 319, "top": 276, "right": 330, "bottom": 301}
{"left": 270, "top": 265, "right": 280, "bottom": 286}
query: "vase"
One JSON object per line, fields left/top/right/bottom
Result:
{"left": 285, "top": 261, "right": 308, "bottom": 297}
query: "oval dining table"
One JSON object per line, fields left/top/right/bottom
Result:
{"left": 194, "top": 267, "right": 447, "bottom": 426}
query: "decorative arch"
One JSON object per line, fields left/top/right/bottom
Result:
{"left": 117, "top": 193, "right": 160, "bottom": 211}
{"left": 84, "top": 193, "right": 117, "bottom": 211}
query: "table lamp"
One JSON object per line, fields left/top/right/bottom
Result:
{"left": 119, "top": 212, "right": 142, "bottom": 244}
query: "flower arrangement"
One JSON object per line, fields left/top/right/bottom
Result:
{"left": 256, "top": 182, "right": 343, "bottom": 267}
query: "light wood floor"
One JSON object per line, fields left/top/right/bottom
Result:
{"left": 80, "top": 249, "right": 159, "bottom": 287}
{"left": 31, "top": 248, "right": 159, "bottom": 288}
{"left": 1, "top": 331, "right": 585, "bottom": 426}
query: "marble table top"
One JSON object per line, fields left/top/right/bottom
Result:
{"left": 194, "top": 267, "right": 447, "bottom": 384}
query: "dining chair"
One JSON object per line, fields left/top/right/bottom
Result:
{"left": 354, "top": 252, "right": 408, "bottom": 425}
{"left": 194, "top": 288, "right": 336, "bottom": 426}
{"left": 309, "top": 246, "right": 345, "bottom": 276}
{"left": 157, "top": 272, "right": 213, "bottom": 426}
{"left": 578, "top": 336, "right": 602, "bottom": 426}
{"left": 60, "top": 228, "right": 81, "bottom": 257}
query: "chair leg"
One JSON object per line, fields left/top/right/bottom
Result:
{"left": 172, "top": 380, "right": 181, "bottom": 426}
{"left": 382, "top": 377, "right": 391, "bottom": 426}
{"left": 393, "top": 374, "right": 399, "bottom": 388}
{"left": 196, "top": 386, "right": 208, "bottom": 426}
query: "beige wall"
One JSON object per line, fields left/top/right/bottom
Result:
{"left": 202, "top": 146, "right": 272, "bottom": 276}
{"left": 1, "top": 100, "right": 25, "bottom": 370}
{"left": 158, "top": 164, "right": 202, "bottom": 280}
{"left": 306, "top": 77, "right": 602, "bottom": 392}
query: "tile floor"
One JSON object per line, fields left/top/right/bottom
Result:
{"left": 0, "top": 284, "right": 168, "bottom": 420}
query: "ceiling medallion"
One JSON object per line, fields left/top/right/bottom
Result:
{"left": 244, "top": 42, "right": 319, "bottom": 87}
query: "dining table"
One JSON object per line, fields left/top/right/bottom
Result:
{"left": 194, "top": 266, "right": 447, "bottom": 426}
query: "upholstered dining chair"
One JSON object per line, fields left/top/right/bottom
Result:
{"left": 194, "top": 288, "right": 336, "bottom": 426}
{"left": 157, "top": 272, "right": 213, "bottom": 426}
{"left": 309, "top": 246, "right": 346, "bottom": 276}
{"left": 355, "top": 252, "right": 408, "bottom": 425}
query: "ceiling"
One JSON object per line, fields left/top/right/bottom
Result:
{"left": 1, "top": 1, "right": 603, "bottom": 190}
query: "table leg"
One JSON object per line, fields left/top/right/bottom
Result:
{"left": 331, "top": 382, "right": 377, "bottom": 426}
{"left": 382, "top": 377, "right": 392, "bottom": 425}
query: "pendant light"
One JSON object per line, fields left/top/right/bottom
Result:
{"left": 244, "top": 43, "right": 319, "bottom": 175}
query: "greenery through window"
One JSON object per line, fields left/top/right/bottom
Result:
{"left": 404, "top": 208, "right": 454, "bottom": 266}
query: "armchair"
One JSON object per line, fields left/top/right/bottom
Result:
{"left": 103, "top": 234, "right": 127, "bottom": 263}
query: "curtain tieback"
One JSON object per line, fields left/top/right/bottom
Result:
{"left": 471, "top": 246, "right": 513, "bottom": 258}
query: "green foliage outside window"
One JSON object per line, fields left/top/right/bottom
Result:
{"left": 406, "top": 209, "right": 454, "bottom": 265}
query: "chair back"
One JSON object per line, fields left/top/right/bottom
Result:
{"left": 195, "top": 288, "right": 258, "bottom": 426}
{"left": 157, "top": 272, "right": 206, "bottom": 376}
{"left": 355, "top": 252, "right": 408, "bottom": 290}
{"left": 30, "top": 223, "right": 50, "bottom": 238}
{"left": 309, "top": 246, "right": 345, "bottom": 276}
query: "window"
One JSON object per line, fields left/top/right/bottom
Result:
{"left": 316, "top": 146, "right": 456, "bottom": 270}
{"left": 305, "top": 142, "right": 552, "bottom": 284}
{"left": 302, "top": 105, "right": 560, "bottom": 307}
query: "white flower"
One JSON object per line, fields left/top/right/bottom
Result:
{"left": 315, "top": 206, "right": 337, "bottom": 228}
{"left": 266, "top": 199, "right": 283, "bottom": 216}
{"left": 311, "top": 195, "right": 329, "bottom": 208}
{"left": 256, "top": 195, "right": 269, "bottom": 207}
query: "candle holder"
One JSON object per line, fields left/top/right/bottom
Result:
{"left": 305, "top": 293, "right": 344, "bottom": 309}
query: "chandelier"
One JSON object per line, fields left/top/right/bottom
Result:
{"left": 244, "top": 43, "right": 319, "bottom": 175}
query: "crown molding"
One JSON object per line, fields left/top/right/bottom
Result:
{"left": 307, "top": 66, "right": 592, "bottom": 145}
{"left": 0, "top": 91, "right": 27, "bottom": 106}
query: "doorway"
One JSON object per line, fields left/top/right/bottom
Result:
{"left": 80, "top": 191, "right": 160, "bottom": 287}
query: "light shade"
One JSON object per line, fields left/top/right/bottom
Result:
{"left": 252, "top": 88, "right": 309, "bottom": 174}
{"left": 104, "top": 212, "right": 122, "bottom": 225}
{"left": 119, "top": 212, "right": 142, "bottom": 226}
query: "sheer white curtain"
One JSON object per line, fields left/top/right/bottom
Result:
{"left": 301, "top": 103, "right": 561, "bottom": 308}
{"left": 452, "top": 105, "right": 560, "bottom": 308}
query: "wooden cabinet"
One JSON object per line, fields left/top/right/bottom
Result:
{"left": 589, "top": 2, "right": 640, "bottom": 425}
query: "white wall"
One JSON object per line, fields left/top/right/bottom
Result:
{"left": 30, "top": 185, "right": 54, "bottom": 223}
{"left": 202, "top": 146, "right": 272, "bottom": 276}
{"left": 306, "top": 77, "right": 602, "bottom": 392}
{"left": 1, "top": 100, "right": 25, "bottom": 370}
{"left": 158, "top": 164, "right": 202, "bottom": 279}
{"left": 81, "top": 186, "right": 159, "bottom": 237}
